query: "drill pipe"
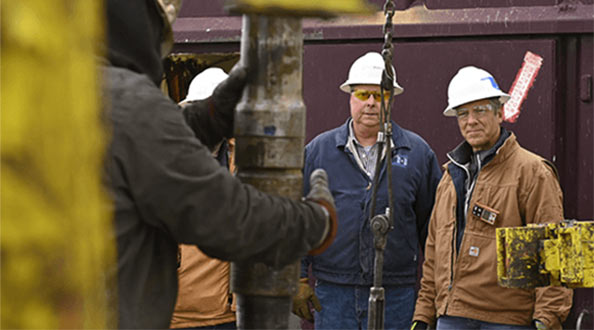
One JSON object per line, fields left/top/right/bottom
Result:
{"left": 231, "top": 14, "right": 305, "bottom": 329}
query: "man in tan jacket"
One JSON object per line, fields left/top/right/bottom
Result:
{"left": 411, "top": 66, "right": 573, "bottom": 330}
{"left": 170, "top": 68, "right": 236, "bottom": 330}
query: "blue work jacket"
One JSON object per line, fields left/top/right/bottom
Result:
{"left": 302, "top": 119, "right": 442, "bottom": 286}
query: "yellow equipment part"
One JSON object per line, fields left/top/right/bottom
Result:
{"left": 497, "top": 220, "right": 594, "bottom": 289}
{"left": 1, "top": 0, "right": 116, "bottom": 328}
{"left": 225, "top": 0, "right": 376, "bottom": 17}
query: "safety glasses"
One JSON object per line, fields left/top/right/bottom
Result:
{"left": 455, "top": 104, "right": 494, "bottom": 120}
{"left": 352, "top": 89, "right": 391, "bottom": 102}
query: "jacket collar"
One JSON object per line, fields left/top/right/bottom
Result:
{"left": 446, "top": 127, "right": 513, "bottom": 167}
{"left": 335, "top": 118, "right": 412, "bottom": 152}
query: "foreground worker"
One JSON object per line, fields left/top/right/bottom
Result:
{"left": 103, "top": 1, "right": 337, "bottom": 328}
{"left": 295, "top": 52, "right": 441, "bottom": 329}
{"left": 411, "top": 66, "right": 573, "bottom": 330}
{"left": 170, "top": 68, "right": 236, "bottom": 330}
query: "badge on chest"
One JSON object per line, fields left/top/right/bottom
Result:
{"left": 472, "top": 202, "right": 499, "bottom": 225}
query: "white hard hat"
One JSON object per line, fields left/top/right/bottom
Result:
{"left": 443, "top": 66, "right": 510, "bottom": 116}
{"left": 182, "top": 67, "right": 229, "bottom": 103}
{"left": 339, "top": 52, "right": 404, "bottom": 95}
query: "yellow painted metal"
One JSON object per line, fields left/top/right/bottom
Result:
{"left": 225, "top": 0, "right": 376, "bottom": 17}
{"left": 497, "top": 220, "right": 594, "bottom": 289}
{"left": 1, "top": 0, "right": 116, "bottom": 328}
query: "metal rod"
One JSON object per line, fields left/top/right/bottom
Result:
{"left": 231, "top": 14, "right": 305, "bottom": 329}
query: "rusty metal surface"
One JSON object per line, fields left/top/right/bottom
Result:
{"left": 173, "top": 3, "right": 594, "bottom": 44}
{"left": 497, "top": 224, "right": 551, "bottom": 288}
{"left": 496, "top": 220, "right": 594, "bottom": 289}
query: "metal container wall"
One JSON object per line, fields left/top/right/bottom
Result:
{"left": 173, "top": 1, "right": 593, "bottom": 328}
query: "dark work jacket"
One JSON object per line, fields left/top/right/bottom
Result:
{"left": 103, "top": 1, "right": 327, "bottom": 328}
{"left": 104, "top": 65, "right": 327, "bottom": 330}
{"left": 301, "top": 119, "right": 442, "bottom": 286}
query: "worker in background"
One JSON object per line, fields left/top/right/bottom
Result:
{"left": 170, "top": 68, "right": 237, "bottom": 330}
{"left": 103, "top": 0, "right": 337, "bottom": 328}
{"left": 411, "top": 66, "right": 573, "bottom": 330}
{"left": 293, "top": 52, "right": 442, "bottom": 329}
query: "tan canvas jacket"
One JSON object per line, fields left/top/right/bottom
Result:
{"left": 414, "top": 133, "right": 573, "bottom": 329}
{"left": 170, "top": 244, "right": 235, "bottom": 328}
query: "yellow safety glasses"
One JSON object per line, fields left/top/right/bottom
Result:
{"left": 352, "top": 89, "right": 391, "bottom": 102}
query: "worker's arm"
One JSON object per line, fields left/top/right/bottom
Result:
{"left": 108, "top": 68, "right": 334, "bottom": 268}
{"left": 414, "top": 149, "right": 442, "bottom": 252}
{"left": 523, "top": 161, "right": 573, "bottom": 329}
{"left": 412, "top": 197, "right": 440, "bottom": 327}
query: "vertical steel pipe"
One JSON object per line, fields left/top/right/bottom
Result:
{"left": 231, "top": 14, "right": 305, "bottom": 329}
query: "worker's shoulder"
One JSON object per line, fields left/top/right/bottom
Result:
{"left": 507, "top": 144, "right": 559, "bottom": 180}
{"left": 105, "top": 66, "right": 177, "bottom": 114}
{"left": 306, "top": 125, "right": 346, "bottom": 149}
{"left": 397, "top": 126, "right": 436, "bottom": 155}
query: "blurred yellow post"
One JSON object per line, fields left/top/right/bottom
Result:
{"left": 1, "top": 1, "right": 116, "bottom": 328}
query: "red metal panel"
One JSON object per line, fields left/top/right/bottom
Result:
{"left": 172, "top": 3, "right": 594, "bottom": 328}
{"left": 425, "top": 0, "right": 559, "bottom": 9}
{"left": 173, "top": 5, "right": 594, "bottom": 43}
{"left": 178, "top": 0, "right": 227, "bottom": 17}
{"left": 577, "top": 36, "right": 593, "bottom": 221}
{"left": 304, "top": 39, "right": 557, "bottom": 166}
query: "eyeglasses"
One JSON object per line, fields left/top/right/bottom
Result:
{"left": 455, "top": 104, "right": 494, "bottom": 120}
{"left": 352, "top": 89, "right": 391, "bottom": 102}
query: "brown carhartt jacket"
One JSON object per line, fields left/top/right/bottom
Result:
{"left": 170, "top": 245, "right": 236, "bottom": 328}
{"left": 414, "top": 133, "right": 573, "bottom": 329}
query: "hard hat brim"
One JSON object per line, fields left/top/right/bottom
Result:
{"left": 443, "top": 93, "right": 510, "bottom": 117}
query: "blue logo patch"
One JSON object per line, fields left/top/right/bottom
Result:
{"left": 481, "top": 76, "right": 500, "bottom": 90}
{"left": 392, "top": 154, "right": 408, "bottom": 167}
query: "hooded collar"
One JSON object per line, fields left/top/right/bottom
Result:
{"left": 447, "top": 127, "right": 511, "bottom": 167}
{"left": 106, "top": 0, "right": 165, "bottom": 85}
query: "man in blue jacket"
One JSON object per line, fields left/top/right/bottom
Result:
{"left": 293, "top": 52, "right": 442, "bottom": 329}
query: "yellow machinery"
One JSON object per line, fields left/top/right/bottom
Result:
{"left": 497, "top": 220, "right": 594, "bottom": 289}
{"left": 1, "top": 0, "right": 115, "bottom": 328}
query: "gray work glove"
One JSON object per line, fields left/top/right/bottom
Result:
{"left": 292, "top": 278, "right": 321, "bottom": 322}
{"left": 304, "top": 169, "right": 337, "bottom": 255}
{"left": 182, "top": 65, "right": 247, "bottom": 150}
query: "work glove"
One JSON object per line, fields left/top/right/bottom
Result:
{"left": 411, "top": 320, "right": 428, "bottom": 330}
{"left": 182, "top": 65, "right": 247, "bottom": 150}
{"left": 304, "top": 169, "right": 338, "bottom": 256}
{"left": 534, "top": 319, "right": 548, "bottom": 330}
{"left": 292, "top": 278, "right": 321, "bottom": 322}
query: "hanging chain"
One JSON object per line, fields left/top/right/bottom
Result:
{"left": 368, "top": 2, "right": 396, "bottom": 329}
{"left": 370, "top": 0, "right": 396, "bottom": 229}
{"left": 381, "top": 0, "right": 395, "bottom": 93}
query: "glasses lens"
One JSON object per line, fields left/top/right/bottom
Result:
{"left": 353, "top": 90, "right": 370, "bottom": 101}
{"left": 456, "top": 104, "right": 493, "bottom": 119}
{"left": 353, "top": 90, "right": 390, "bottom": 102}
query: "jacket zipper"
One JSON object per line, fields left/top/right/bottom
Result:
{"left": 444, "top": 153, "right": 477, "bottom": 313}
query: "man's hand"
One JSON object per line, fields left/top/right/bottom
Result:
{"left": 304, "top": 169, "right": 337, "bottom": 255}
{"left": 209, "top": 65, "right": 247, "bottom": 138}
{"left": 181, "top": 66, "right": 247, "bottom": 149}
{"left": 292, "top": 278, "right": 321, "bottom": 322}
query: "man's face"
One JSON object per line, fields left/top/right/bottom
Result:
{"left": 455, "top": 98, "right": 502, "bottom": 152}
{"left": 349, "top": 84, "right": 389, "bottom": 133}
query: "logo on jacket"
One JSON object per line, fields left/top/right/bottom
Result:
{"left": 393, "top": 154, "right": 408, "bottom": 168}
